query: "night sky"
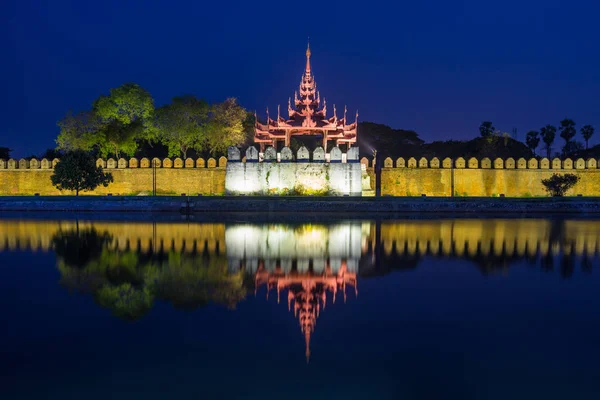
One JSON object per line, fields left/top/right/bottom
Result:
{"left": 2, "top": 0, "right": 599, "bottom": 157}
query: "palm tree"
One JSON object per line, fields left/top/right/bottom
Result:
{"left": 540, "top": 125, "right": 556, "bottom": 159}
{"left": 525, "top": 131, "right": 540, "bottom": 156}
{"left": 559, "top": 119, "right": 576, "bottom": 156}
{"left": 581, "top": 125, "right": 595, "bottom": 150}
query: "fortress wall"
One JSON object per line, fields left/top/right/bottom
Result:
{"left": 0, "top": 157, "right": 225, "bottom": 196}
{"left": 2, "top": 154, "right": 599, "bottom": 197}
{"left": 381, "top": 157, "right": 600, "bottom": 197}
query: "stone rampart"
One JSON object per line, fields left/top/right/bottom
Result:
{"left": 2, "top": 154, "right": 599, "bottom": 197}
{"left": 380, "top": 156, "right": 600, "bottom": 197}
{"left": 225, "top": 146, "right": 363, "bottom": 196}
{"left": 0, "top": 157, "right": 225, "bottom": 195}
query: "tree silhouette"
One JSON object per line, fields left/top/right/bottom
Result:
{"left": 525, "top": 131, "right": 540, "bottom": 156}
{"left": 540, "top": 125, "right": 556, "bottom": 159}
{"left": 52, "top": 227, "right": 112, "bottom": 269}
{"left": 541, "top": 173, "right": 580, "bottom": 196}
{"left": 581, "top": 125, "right": 594, "bottom": 150}
{"left": 479, "top": 121, "right": 495, "bottom": 138}
{"left": 51, "top": 150, "right": 113, "bottom": 195}
{"left": 559, "top": 119, "right": 576, "bottom": 156}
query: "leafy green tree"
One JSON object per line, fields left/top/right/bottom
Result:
{"left": 206, "top": 98, "right": 248, "bottom": 155}
{"left": 93, "top": 83, "right": 155, "bottom": 158}
{"left": 479, "top": 121, "right": 495, "bottom": 138}
{"left": 559, "top": 119, "right": 576, "bottom": 156}
{"left": 541, "top": 173, "right": 580, "bottom": 196}
{"left": 581, "top": 125, "right": 594, "bottom": 150}
{"left": 525, "top": 130, "right": 540, "bottom": 156}
{"left": 56, "top": 111, "right": 100, "bottom": 152}
{"left": 0, "top": 147, "right": 10, "bottom": 159}
{"left": 155, "top": 95, "right": 210, "bottom": 159}
{"left": 540, "top": 125, "right": 556, "bottom": 159}
{"left": 51, "top": 150, "right": 113, "bottom": 195}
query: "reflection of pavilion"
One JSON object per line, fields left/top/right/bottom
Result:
{"left": 255, "top": 259, "right": 356, "bottom": 362}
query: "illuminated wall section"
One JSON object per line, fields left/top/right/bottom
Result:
{"left": 224, "top": 146, "right": 363, "bottom": 196}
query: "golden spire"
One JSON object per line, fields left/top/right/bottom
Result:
{"left": 305, "top": 40, "right": 311, "bottom": 74}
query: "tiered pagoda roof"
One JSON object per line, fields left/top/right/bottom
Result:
{"left": 255, "top": 260, "right": 357, "bottom": 363}
{"left": 254, "top": 43, "right": 358, "bottom": 150}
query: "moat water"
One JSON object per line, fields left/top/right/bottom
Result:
{"left": 1, "top": 216, "right": 599, "bottom": 399}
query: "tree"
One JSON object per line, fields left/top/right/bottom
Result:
{"left": 540, "top": 125, "right": 556, "bottom": 159}
{"left": 525, "top": 131, "right": 540, "bottom": 156}
{"left": 92, "top": 83, "right": 155, "bottom": 158}
{"left": 206, "top": 98, "right": 248, "bottom": 155}
{"left": 155, "top": 95, "right": 210, "bottom": 159}
{"left": 51, "top": 150, "right": 113, "bottom": 195}
{"left": 559, "top": 119, "right": 576, "bottom": 156}
{"left": 0, "top": 147, "right": 10, "bottom": 159}
{"left": 581, "top": 125, "right": 594, "bottom": 150}
{"left": 479, "top": 121, "right": 495, "bottom": 138}
{"left": 52, "top": 227, "right": 112, "bottom": 269}
{"left": 56, "top": 111, "right": 99, "bottom": 152}
{"left": 541, "top": 173, "right": 580, "bottom": 197}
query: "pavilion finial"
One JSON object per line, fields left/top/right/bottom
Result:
{"left": 305, "top": 40, "right": 311, "bottom": 74}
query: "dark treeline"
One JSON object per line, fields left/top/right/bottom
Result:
{"left": 354, "top": 120, "right": 597, "bottom": 161}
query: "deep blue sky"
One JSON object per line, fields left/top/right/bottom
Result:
{"left": 2, "top": 0, "right": 600, "bottom": 157}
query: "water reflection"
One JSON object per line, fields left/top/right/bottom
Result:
{"left": 1, "top": 218, "right": 599, "bottom": 360}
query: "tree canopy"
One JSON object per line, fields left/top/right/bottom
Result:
{"left": 154, "top": 95, "right": 210, "bottom": 159}
{"left": 479, "top": 121, "right": 495, "bottom": 138}
{"left": 581, "top": 125, "right": 595, "bottom": 150}
{"left": 559, "top": 119, "right": 576, "bottom": 155}
{"left": 526, "top": 131, "right": 540, "bottom": 156}
{"left": 540, "top": 125, "right": 556, "bottom": 158}
{"left": 206, "top": 97, "right": 248, "bottom": 155}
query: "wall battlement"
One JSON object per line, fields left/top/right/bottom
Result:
{"left": 0, "top": 156, "right": 228, "bottom": 170}
{"left": 379, "top": 156, "right": 599, "bottom": 170}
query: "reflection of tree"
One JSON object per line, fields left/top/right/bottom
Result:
{"left": 150, "top": 252, "right": 247, "bottom": 310}
{"left": 53, "top": 228, "right": 247, "bottom": 320}
{"left": 52, "top": 226, "right": 112, "bottom": 269}
{"left": 96, "top": 283, "right": 154, "bottom": 321}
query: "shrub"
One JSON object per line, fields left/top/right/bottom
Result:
{"left": 541, "top": 173, "right": 580, "bottom": 197}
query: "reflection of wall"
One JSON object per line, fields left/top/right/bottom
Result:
{"left": 2, "top": 219, "right": 599, "bottom": 262}
{"left": 0, "top": 221, "right": 225, "bottom": 254}
{"left": 377, "top": 220, "right": 600, "bottom": 257}
{"left": 225, "top": 223, "right": 363, "bottom": 273}
{"left": 0, "top": 168, "right": 225, "bottom": 196}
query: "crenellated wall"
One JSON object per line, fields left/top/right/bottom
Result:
{"left": 378, "top": 156, "right": 600, "bottom": 197}
{"left": 1, "top": 154, "right": 599, "bottom": 197}
{"left": 0, "top": 156, "right": 226, "bottom": 195}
